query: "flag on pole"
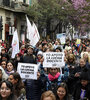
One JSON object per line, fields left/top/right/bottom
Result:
{"left": 26, "top": 15, "right": 40, "bottom": 46}
{"left": 11, "top": 29, "right": 19, "bottom": 58}
{"left": 26, "top": 15, "right": 33, "bottom": 41}
{"left": 30, "top": 22, "right": 40, "bottom": 46}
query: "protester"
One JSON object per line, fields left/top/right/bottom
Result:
{"left": 19, "top": 45, "right": 26, "bottom": 55}
{"left": 1, "top": 59, "right": 7, "bottom": 70}
{"left": 0, "top": 80, "right": 17, "bottom": 100}
{"left": 53, "top": 40, "right": 60, "bottom": 49}
{"left": 56, "top": 82, "right": 72, "bottom": 100}
{"left": 46, "top": 67, "right": 68, "bottom": 96}
{"left": 73, "top": 68, "right": 90, "bottom": 100}
{"left": 65, "top": 54, "right": 77, "bottom": 94}
{"left": 21, "top": 45, "right": 37, "bottom": 64}
{"left": 6, "top": 60, "right": 15, "bottom": 76}
{"left": 21, "top": 45, "right": 45, "bottom": 100}
{"left": 82, "top": 52, "right": 90, "bottom": 68}
{"left": 55, "top": 46, "right": 62, "bottom": 52}
{"left": 37, "top": 51, "right": 43, "bottom": 63}
{"left": 0, "top": 47, "right": 10, "bottom": 62}
{"left": 68, "top": 58, "right": 88, "bottom": 94}
{"left": 8, "top": 72, "right": 26, "bottom": 99}
{"left": 0, "top": 38, "right": 89, "bottom": 100}
{"left": 41, "top": 90, "right": 56, "bottom": 100}
{"left": 42, "top": 43, "right": 48, "bottom": 52}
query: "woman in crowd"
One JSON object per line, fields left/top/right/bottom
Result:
{"left": 6, "top": 60, "right": 15, "bottom": 76}
{"left": 37, "top": 51, "right": 43, "bottom": 63}
{"left": 82, "top": 52, "right": 90, "bottom": 68}
{"left": 72, "top": 58, "right": 88, "bottom": 84}
{"left": 0, "top": 80, "right": 17, "bottom": 100}
{"left": 41, "top": 90, "right": 56, "bottom": 100}
{"left": 8, "top": 72, "right": 26, "bottom": 99}
{"left": 65, "top": 54, "right": 77, "bottom": 94}
{"left": 1, "top": 59, "right": 7, "bottom": 70}
{"left": 46, "top": 67, "right": 68, "bottom": 96}
{"left": 56, "top": 82, "right": 72, "bottom": 100}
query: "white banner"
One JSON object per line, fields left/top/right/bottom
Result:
{"left": 17, "top": 63, "right": 39, "bottom": 80}
{"left": 43, "top": 52, "right": 65, "bottom": 68}
{"left": 11, "top": 29, "right": 19, "bottom": 58}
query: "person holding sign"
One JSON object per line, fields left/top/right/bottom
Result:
{"left": 21, "top": 45, "right": 44, "bottom": 100}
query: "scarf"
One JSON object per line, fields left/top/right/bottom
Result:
{"left": 48, "top": 72, "right": 60, "bottom": 81}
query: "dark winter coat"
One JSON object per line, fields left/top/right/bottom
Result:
{"left": 21, "top": 53, "right": 44, "bottom": 100}
{"left": 21, "top": 53, "right": 37, "bottom": 64}
{"left": 25, "top": 76, "right": 44, "bottom": 100}
{"left": 73, "top": 81, "right": 90, "bottom": 100}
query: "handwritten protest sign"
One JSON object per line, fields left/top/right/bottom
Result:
{"left": 17, "top": 63, "right": 39, "bottom": 80}
{"left": 43, "top": 52, "right": 65, "bottom": 68}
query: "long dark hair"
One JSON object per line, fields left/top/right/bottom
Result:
{"left": 9, "top": 72, "right": 25, "bottom": 97}
{"left": 56, "top": 82, "right": 69, "bottom": 100}
{"left": 0, "top": 80, "right": 15, "bottom": 100}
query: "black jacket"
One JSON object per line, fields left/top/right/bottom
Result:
{"left": 73, "top": 81, "right": 90, "bottom": 100}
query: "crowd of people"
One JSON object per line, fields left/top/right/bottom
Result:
{"left": 0, "top": 38, "right": 90, "bottom": 100}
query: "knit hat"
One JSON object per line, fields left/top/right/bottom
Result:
{"left": 37, "top": 51, "right": 43, "bottom": 56}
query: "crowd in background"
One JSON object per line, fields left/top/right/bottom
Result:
{"left": 0, "top": 38, "right": 90, "bottom": 100}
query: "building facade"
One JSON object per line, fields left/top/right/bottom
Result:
{"left": 0, "top": 0, "right": 31, "bottom": 44}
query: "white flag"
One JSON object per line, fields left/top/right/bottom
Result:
{"left": 26, "top": 15, "right": 40, "bottom": 46}
{"left": 30, "top": 22, "right": 40, "bottom": 46}
{"left": 26, "top": 15, "right": 33, "bottom": 41}
{"left": 11, "top": 29, "right": 19, "bottom": 58}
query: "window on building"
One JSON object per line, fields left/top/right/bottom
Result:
{"left": 23, "top": 0, "right": 26, "bottom": 3}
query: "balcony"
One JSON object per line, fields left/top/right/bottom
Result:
{"left": 14, "top": 1, "right": 29, "bottom": 11}
{"left": 0, "top": 0, "right": 29, "bottom": 13}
